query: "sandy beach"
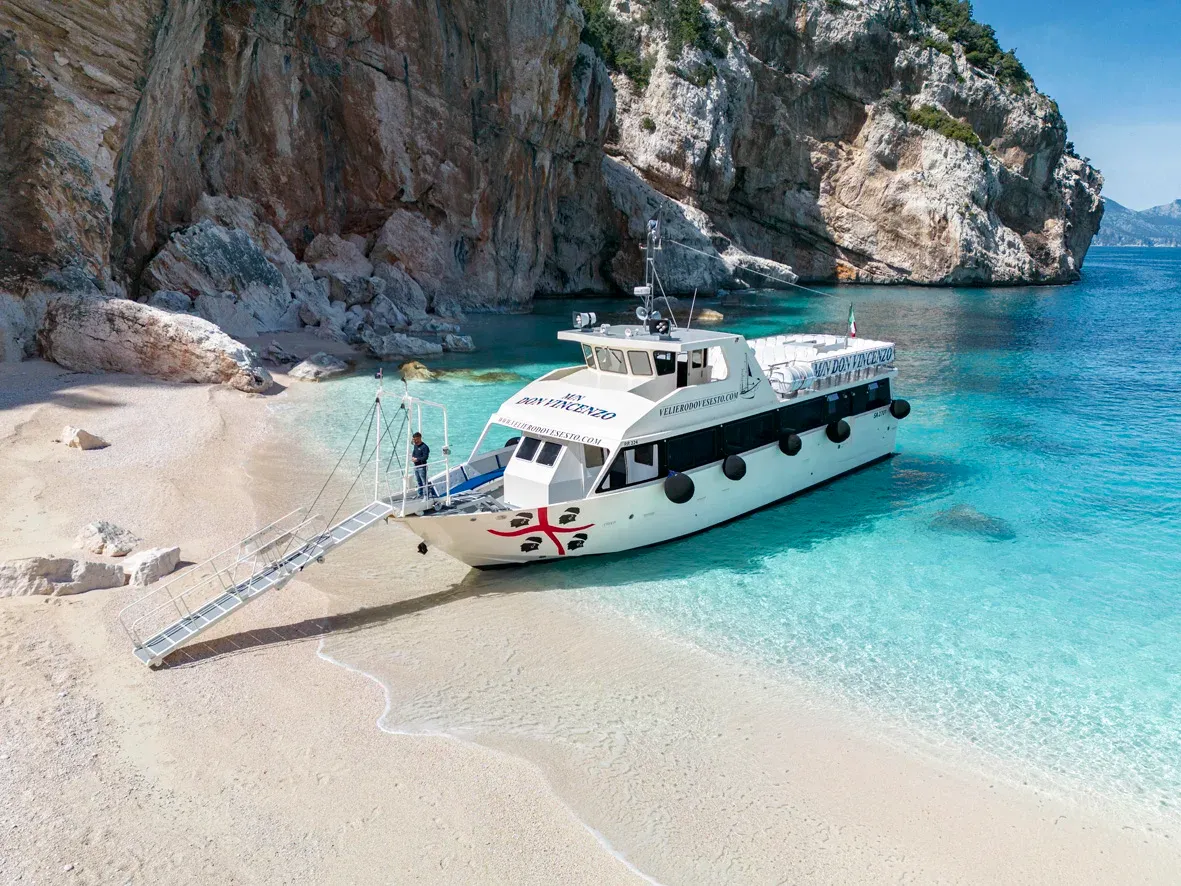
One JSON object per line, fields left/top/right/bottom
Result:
{"left": 2, "top": 362, "right": 1179, "bottom": 884}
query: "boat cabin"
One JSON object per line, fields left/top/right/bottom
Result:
{"left": 452, "top": 322, "right": 896, "bottom": 511}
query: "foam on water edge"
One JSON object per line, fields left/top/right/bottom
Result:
{"left": 289, "top": 249, "right": 1181, "bottom": 838}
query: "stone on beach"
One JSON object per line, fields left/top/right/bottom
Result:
{"left": 37, "top": 296, "right": 273, "bottom": 393}
{"left": 60, "top": 426, "right": 109, "bottom": 450}
{"left": 0, "top": 557, "right": 126, "bottom": 598}
{"left": 75, "top": 521, "right": 140, "bottom": 557}
{"left": 262, "top": 340, "right": 301, "bottom": 365}
{"left": 288, "top": 352, "right": 350, "bottom": 382}
{"left": 123, "top": 547, "right": 181, "bottom": 586}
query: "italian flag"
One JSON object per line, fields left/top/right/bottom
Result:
{"left": 848, "top": 304, "right": 857, "bottom": 338}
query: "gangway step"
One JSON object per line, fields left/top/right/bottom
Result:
{"left": 130, "top": 501, "right": 393, "bottom": 667}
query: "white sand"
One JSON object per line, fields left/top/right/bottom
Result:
{"left": 1, "top": 361, "right": 1178, "bottom": 884}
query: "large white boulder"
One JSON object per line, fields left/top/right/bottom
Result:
{"left": 75, "top": 521, "right": 140, "bottom": 557}
{"left": 60, "top": 426, "right": 109, "bottom": 450}
{"left": 0, "top": 557, "right": 126, "bottom": 598}
{"left": 38, "top": 296, "right": 273, "bottom": 393}
{"left": 288, "top": 352, "right": 350, "bottom": 382}
{"left": 123, "top": 547, "right": 181, "bottom": 586}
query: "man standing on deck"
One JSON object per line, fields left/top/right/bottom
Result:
{"left": 411, "top": 432, "right": 436, "bottom": 499}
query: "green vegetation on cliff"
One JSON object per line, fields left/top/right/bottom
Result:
{"left": 577, "top": 0, "right": 653, "bottom": 87}
{"left": 917, "top": 0, "right": 1031, "bottom": 91}
{"left": 578, "top": 0, "right": 725, "bottom": 88}
{"left": 906, "top": 104, "right": 983, "bottom": 150}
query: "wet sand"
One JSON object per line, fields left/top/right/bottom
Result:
{"left": 2, "top": 361, "right": 1178, "bottom": 884}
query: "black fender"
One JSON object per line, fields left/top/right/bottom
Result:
{"left": 826, "top": 419, "right": 851, "bottom": 443}
{"left": 778, "top": 432, "right": 802, "bottom": 456}
{"left": 664, "top": 472, "right": 695, "bottom": 504}
{"left": 889, "top": 399, "right": 911, "bottom": 420}
{"left": 722, "top": 455, "right": 747, "bottom": 481}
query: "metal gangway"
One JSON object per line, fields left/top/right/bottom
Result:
{"left": 118, "top": 373, "right": 452, "bottom": 667}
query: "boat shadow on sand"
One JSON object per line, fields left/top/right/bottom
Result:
{"left": 161, "top": 451, "right": 970, "bottom": 668}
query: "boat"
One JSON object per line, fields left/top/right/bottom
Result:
{"left": 395, "top": 221, "right": 911, "bottom": 567}
{"left": 117, "top": 219, "right": 911, "bottom": 665}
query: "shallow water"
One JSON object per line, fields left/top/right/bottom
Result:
{"left": 297, "top": 248, "right": 1181, "bottom": 830}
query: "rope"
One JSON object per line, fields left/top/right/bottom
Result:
{"left": 305, "top": 401, "right": 378, "bottom": 523}
{"left": 665, "top": 238, "right": 837, "bottom": 298}
{"left": 357, "top": 401, "right": 377, "bottom": 466}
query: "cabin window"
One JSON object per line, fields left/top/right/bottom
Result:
{"left": 536, "top": 441, "right": 563, "bottom": 467}
{"left": 779, "top": 398, "right": 826, "bottom": 433}
{"left": 825, "top": 392, "right": 850, "bottom": 422}
{"left": 515, "top": 436, "right": 542, "bottom": 461}
{"left": 584, "top": 444, "right": 606, "bottom": 468}
{"left": 653, "top": 350, "right": 676, "bottom": 376}
{"left": 596, "top": 347, "right": 627, "bottom": 374}
{"left": 867, "top": 380, "right": 891, "bottom": 409}
{"left": 597, "top": 443, "right": 662, "bottom": 492}
{"left": 628, "top": 351, "right": 653, "bottom": 376}
{"left": 690, "top": 350, "right": 705, "bottom": 369}
{"left": 706, "top": 346, "right": 730, "bottom": 381}
{"left": 581, "top": 344, "right": 595, "bottom": 368}
{"left": 666, "top": 428, "right": 720, "bottom": 472}
{"left": 724, "top": 412, "right": 777, "bottom": 454}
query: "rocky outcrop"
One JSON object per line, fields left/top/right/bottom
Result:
{"left": 0, "top": 0, "right": 1102, "bottom": 369}
{"left": 37, "top": 296, "right": 272, "bottom": 393}
{"left": 0, "top": 556, "right": 126, "bottom": 598}
{"left": 289, "top": 352, "right": 350, "bottom": 382}
{"left": 123, "top": 546, "right": 180, "bottom": 586}
{"left": 76, "top": 521, "right": 140, "bottom": 557}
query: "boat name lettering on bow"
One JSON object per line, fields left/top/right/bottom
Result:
{"left": 659, "top": 391, "right": 740, "bottom": 416}
{"left": 515, "top": 394, "right": 617, "bottom": 420}
{"left": 810, "top": 346, "right": 894, "bottom": 379}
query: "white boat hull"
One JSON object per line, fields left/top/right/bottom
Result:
{"left": 402, "top": 407, "right": 899, "bottom": 567}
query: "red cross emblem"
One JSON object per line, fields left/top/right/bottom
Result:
{"left": 487, "top": 507, "right": 594, "bottom": 555}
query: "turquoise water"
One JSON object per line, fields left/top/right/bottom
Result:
{"left": 302, "top": 248, "right": 1181, "bottom": 817}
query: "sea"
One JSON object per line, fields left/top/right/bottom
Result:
{"left": 295, "top": 247, "right": 1181, "bottom": 831}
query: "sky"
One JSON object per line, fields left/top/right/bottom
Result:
{"left": 970, "top": 0, "right": 1181, "bottom": 210}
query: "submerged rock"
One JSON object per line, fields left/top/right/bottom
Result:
{"left": 0, "top": 557, "right": 126, "bottom": 597}
{"left": 60, "top": 426, "right": 109, "bottom": 450}
{"left": 76, "top": 521, "right": 140, "bottom": 557}
{"left": 38, "top": 296, "right": 272, "bottom": 393}
{"left": 694, "top": 308, "right": 725, "bottom": 324}
{"left": 123, "top": 546, "right": 180, "bottom": 586}
{"left": 435, "top": 368, "right": 527, "bottom": 384}
{"left": 930, "top": 505, "right": 1016, "bottom": 541}
{"left": 288, "top": 352, "right": 349, "bottom": 382}
{"left": 399, "top": 361, "right": 436, "bottom": 382}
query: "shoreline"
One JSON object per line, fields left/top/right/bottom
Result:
{"left": 3, "top": 361, "right": 1179, "bottom": 883}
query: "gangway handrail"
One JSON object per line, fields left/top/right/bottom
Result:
{"left": 118, "top": 509, "right": 323, "bottom": 648}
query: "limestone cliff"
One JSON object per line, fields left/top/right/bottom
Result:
{"left": 0, "top": 0, "right": 1103, "bottom": 365}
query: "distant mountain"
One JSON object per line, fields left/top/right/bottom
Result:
{"left": 1094, "top": 199, "right": 1181, "bottom": 246}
